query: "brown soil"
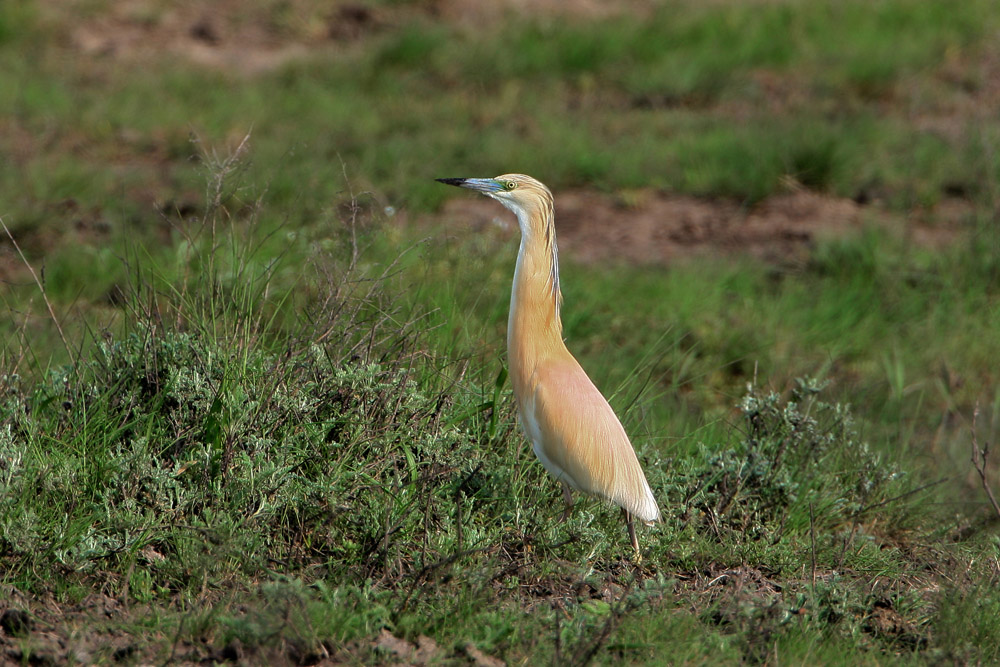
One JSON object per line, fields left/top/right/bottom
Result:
{"left": 432, "top": 185, "right": 966, "bottom": 266}
{"left": 49, "top": 0, "right": 652, "bottom": 76}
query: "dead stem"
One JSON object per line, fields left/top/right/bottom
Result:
{"left": 971, "top": 403, "right": 1000, "bottom": 519}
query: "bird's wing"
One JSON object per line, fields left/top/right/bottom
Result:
{"left": 529, "top": 358, "right": 660, "bottom": 522}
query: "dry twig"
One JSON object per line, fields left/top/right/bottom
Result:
{"left": 971, "top": 403, "right": 1000, "bottom": 519}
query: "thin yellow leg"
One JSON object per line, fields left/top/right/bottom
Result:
{"left": 560, "top": 483, "right": 574, "bottom": 522}
{"left": 624, "top": 508, "right": 641, "bottom": 562}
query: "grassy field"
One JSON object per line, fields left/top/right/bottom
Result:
{"left": 2, "top": 0, "right": 1000, "bottom": 663}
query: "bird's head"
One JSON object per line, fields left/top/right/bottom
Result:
{"left": 436, "top": 173, "right": 553, "bottom": 224}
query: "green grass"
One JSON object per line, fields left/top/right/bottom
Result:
{"left": 2, "top": 155, "right": 999, "bottom": 663}
{"left": 2, "top": 0, "right": 1000, "bottom": 662}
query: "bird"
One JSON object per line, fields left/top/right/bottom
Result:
{"left": 436, "top": 173, "right": 660, "bottom": 557}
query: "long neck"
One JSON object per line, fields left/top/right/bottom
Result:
{"left": 507, "top": 206, "right": 566, "bottom": 402}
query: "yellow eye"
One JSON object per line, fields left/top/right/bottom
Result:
{"left": 505, "top": 181, "right": 517, "bottom": 190}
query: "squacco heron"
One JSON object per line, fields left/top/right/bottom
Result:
{"left": 437, "top": 174, "right": 660, "bottom": 556}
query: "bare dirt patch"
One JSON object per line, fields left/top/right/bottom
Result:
{"left": 434, "top": 188, "right": 866, "bottom": 265}
{"left": 46, "top": 0, "right": 398, "bottom": 75}
{"left": 430, "top": 185, "right": 973, "bottom": 265}
{"left": 58, "top": 0, "right": 334, "bottom": 75}
{"left": 47, "top": 0, "right": 651, "bottom": 75}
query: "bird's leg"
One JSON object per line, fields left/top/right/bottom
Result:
{"left": 623, "top": 508, "right": 641, "bottom": 562}
{"left": 560, "top": 483, "right": 574, "bottom": 522}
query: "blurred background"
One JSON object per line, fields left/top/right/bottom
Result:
{"left": 1, "top": 0, "right": 999, "bottom": 662}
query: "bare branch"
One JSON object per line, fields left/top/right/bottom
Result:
{"left": 971, "top": 403, "right": 1000, "bottom": 519}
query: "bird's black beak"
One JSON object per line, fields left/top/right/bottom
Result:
{"left": 436, "top": 177, "right": 504, "bottom": 194}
